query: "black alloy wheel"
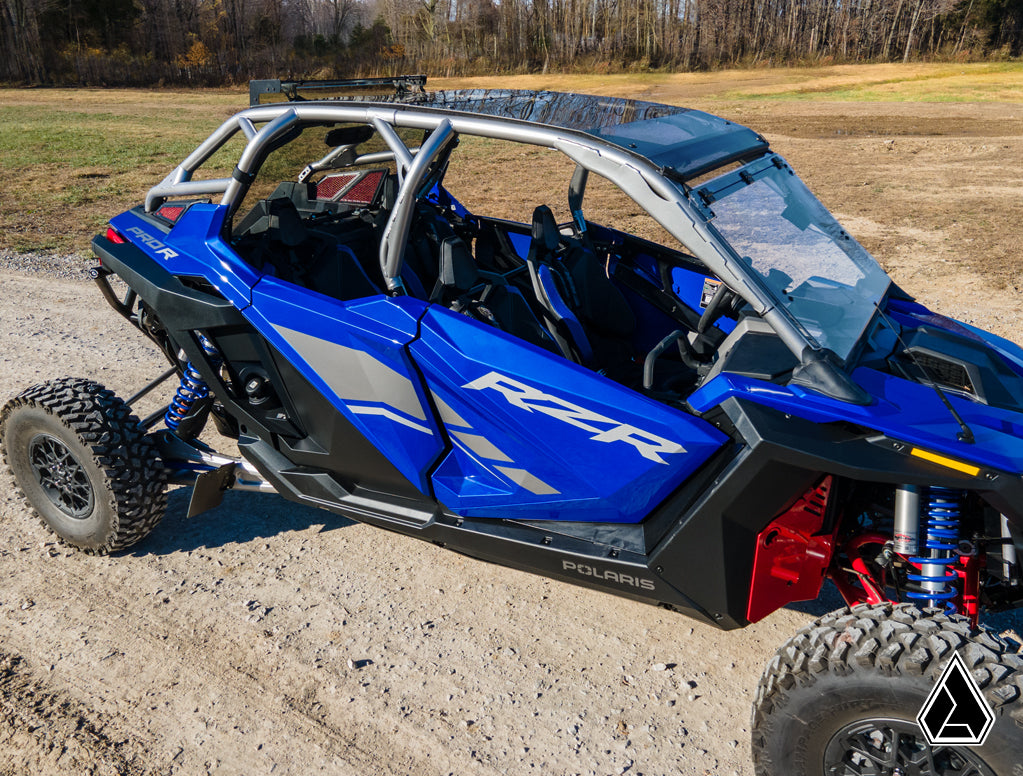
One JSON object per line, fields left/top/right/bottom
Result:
{"left": 28, "top": 433, "right": 95, "bottom": 519}
{"left": 823, "top": 717, "right": 996, "bottom": 776}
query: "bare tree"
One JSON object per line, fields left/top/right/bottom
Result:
{"left": 1, "top": 0, "right": 1020, "bottom": 86}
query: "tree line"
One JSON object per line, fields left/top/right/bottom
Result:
{"left": 2, "top": 0, "right": 1021, "bottom": 86}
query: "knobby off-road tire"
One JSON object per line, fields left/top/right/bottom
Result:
{"left": 0, "top": 378, "right": 166, "bottom": 553}
{"left": 752, "top": 603, "right": 1023, "bottom": 776}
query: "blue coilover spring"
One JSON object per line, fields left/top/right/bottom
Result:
{"left": 906, "top": 486, "right": 964, "bottom": 611}
{"left": 165, "top": 334, "right": 221, "bottom": 433}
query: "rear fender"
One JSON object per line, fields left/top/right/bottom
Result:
{"left": 110, "top": 204, "right": 259, "bottom": 310}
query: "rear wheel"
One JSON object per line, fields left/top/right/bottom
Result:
{"left": 751, "top": 603, "right": 1023, "bottom": 776}
{"left": 1, "top": 378, "right": 166, "bottom": 553}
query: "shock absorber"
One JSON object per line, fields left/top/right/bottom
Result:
{"left": 906, "top": 486, "right": 964, "bottom": 612}
{"left": 165, "top": 334, "right": 221, "bottom": 434}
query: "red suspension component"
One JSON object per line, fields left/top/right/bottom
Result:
{"left": 829, "top": 532, "right": 892, "bottom": 608}
{"left": 746, "top": 476, "right": 835, "bottom": 624}
{"left": 825, "top": 517, "right": 983, "bottom": 629}
{"left": 955, "top": 553, "right": 983, "bottom": 627}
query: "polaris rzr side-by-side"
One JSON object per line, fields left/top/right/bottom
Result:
{"left": 3, "top": 78, "right": 1022, "bottom": 774}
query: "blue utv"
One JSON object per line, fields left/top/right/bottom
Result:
{"left": 3, "top": 77, "right": 1022, "bottom": 774}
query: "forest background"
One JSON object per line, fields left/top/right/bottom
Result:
{"left": 1, "top": 0, "right": 1022, "bottom": 86}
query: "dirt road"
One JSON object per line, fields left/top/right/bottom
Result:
{"left": 2, "top": 97, "right": 1023, "bottom": 776}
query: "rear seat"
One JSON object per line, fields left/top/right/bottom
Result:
{"left": 434, "top": 235, "right": 562, "bottom": 356}
{"left": 238, "top": 197, "right": 381, "bottom": 301}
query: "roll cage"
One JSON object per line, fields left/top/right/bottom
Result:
{"left": 145, "top": 98, "right": 868, "bottom": 403}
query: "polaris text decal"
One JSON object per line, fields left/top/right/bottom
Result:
{"left": 463, "top": 371, "right": 684, "bottom": 464}
{"left": 562, "top": 560, "right": 656, "bottom": 590}
{"left": 126, "top": 226, "right": 179, "bottom": 261}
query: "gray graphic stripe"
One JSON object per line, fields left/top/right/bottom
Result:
{"left": 431, "top": 391, "right": 471, "bottom": 429}
{"left": 450, "top": 430, "right": 512, "bottom": 462}
{"left": 273, "top": 324, "right": 427, "bottom": 421}
{"left": 495, "top": 465, "right": 560, "bottom": 496}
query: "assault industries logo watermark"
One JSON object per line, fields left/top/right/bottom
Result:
{"left": 916, "top": 651, "right": 995, "bottom": 746}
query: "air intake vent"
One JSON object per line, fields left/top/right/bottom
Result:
{"left": 178, "top": 276, "right": 226, "bottom": 300}
{"left": 905, "top": 350, "right": 974, "bottom": 395}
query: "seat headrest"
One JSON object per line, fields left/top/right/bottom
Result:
{"left": 531, "top": 205, "right": 561, "bottom": 253}
{"left": 438, "top": 236, "right": 479, "bottom": 292}
{"left": 267, "top": 197, "right": 307, "bottom": 247}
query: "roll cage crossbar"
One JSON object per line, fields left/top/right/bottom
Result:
{"left": 144, "top": 100, "right": 864, "bottom": 401}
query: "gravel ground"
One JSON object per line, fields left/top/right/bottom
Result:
{"left": 0, "top": 249, "right": 93, "bottom": 281}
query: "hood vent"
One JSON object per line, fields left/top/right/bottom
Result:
{"left": 903, "top": 350, "right": 975, "bottom": 396}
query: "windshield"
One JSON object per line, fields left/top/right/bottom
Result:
{"left": 699, "top": 157, "right": 891, "bottom": 361}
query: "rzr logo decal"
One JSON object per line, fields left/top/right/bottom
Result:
{"left": 562, "top": 560, "right": 656, "bottom": 590}
{"left": 463, "top": 371, "right": 684, "bottom": 464}
{"left": 126, "top": 226, "right": 179, "bottom": 261}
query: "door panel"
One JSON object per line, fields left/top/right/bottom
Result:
{"left": 246, "top": 278, "right": 444, "bottom": 495}
{"left": 411, "top": 306, "right": 728, "bottom": 523}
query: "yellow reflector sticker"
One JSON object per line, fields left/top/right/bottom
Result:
{"left": 909, "top": 447, "right": 981, "bottom": 476}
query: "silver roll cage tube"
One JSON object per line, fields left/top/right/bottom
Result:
{"left": 145, "top": 101, "right": 864, "bottom": 401}
{"left": 378, "top": 119, "right": 456, "bottom": 292}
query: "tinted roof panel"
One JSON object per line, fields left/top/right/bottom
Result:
{"left": 339, "top": 89, "right": 770, "bottom": 180}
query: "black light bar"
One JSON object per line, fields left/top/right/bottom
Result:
{"left": 249, "top": 75, "right": 427, "bottom": 106}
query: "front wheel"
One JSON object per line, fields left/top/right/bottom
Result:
{"left": 752, "top": 603, "right": 1023, "bottom": 776}
{"left": 1, "top": 378, "right": 167, "bottom": 553}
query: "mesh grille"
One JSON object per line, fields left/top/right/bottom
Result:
{"left": 157, "top": 205, "right": 185, "bottom": 222}
{"left": 315, "top": 172, "right": 359, "bottom": 200}
{"left": 340, "top": 170, "right": 385, "bottom": 204}
{"left": 911, "top": 351, "right": 974, "bottom": 394}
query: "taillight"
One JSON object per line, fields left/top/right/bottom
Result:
{"left": 106, "top": 226, "right": 126, "bottom": 244}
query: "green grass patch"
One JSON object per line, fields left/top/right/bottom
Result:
{"left": 1, "top": 67, "right": 1021, "bottom": 255}
{"left": 0, "top": 91, "right": 238, "bottom": 253}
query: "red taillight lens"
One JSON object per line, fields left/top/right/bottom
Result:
{"left": 106, "top": 226, "right": 126, "bottom": 244}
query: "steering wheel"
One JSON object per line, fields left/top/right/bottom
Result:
{"left": 697, "top": 282, "right": 738, "bottom": 335}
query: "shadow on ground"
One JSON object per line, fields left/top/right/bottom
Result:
{"left": 132, "top": 485, "right": 1023, "bottom": 638}
{"left": 128, "top": 486, "right": 355, "bottom": 556}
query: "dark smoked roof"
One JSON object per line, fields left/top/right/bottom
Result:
{"left": 346, "top": 89, "right": 771, "bottom": 181}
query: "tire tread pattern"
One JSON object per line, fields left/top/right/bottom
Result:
{"left": 751, "top": 602, "right": 1023, "bottom": 775}
{"left": 0, "top": 377, "right": 167, "bottom": 554}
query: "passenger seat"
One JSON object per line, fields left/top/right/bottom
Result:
{"left": 243, "top": 198, "right": 380, "bottom": 301}
{"left": 526, "top": 205, "right": 637, "bottom": 376}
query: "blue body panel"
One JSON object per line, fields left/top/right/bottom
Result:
{"left": 690, "top": 367, "right": 1023, "bottom": 474}
{"left": 411, "top": 306, "right": 728, "bottom": 522}
{"left": 506, "top": 230, "right": 531, "bottom": 258}
{"left": 246, "top": 278, "right": 444, "bottom": 495}
{"left": 117, "top": 191, "right": 1023, "bottom": 527}
{"left": 889, "top": 298, "right": 1023, "bottom": 381}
